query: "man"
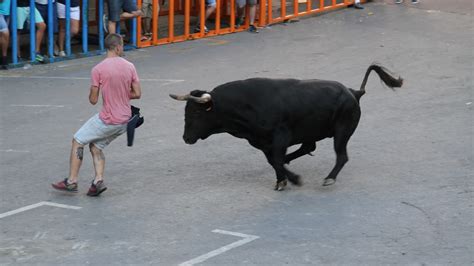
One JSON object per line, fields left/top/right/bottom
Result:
{"left": 194, "top": 0, "right": 216, "bottom": 34}
{"left": 235, "top": 0, "right": 258, "bottom": 33}
{"left": 105, "top": 0, "right": 143, "bottom": 36}
{"left": 56, "top": 0, "right": 80, "bottom": 57}
{"left": 0, "top": 0, "right": 10, "bottom": 69}
{"left": 16, "top": 0, "right": 47, "bottom": 63}
{"left": 52, "top": 33, "right": 142, "bottom": 196}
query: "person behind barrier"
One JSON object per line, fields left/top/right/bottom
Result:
{"left": 235, "top": 0, "right": 258, "bottom": 33}
{"left": 56, "top": 0, "right": 80, "bottom": 57}
{"left": 52, "top": 33, "right": 142, "bottom": 197}
{"left": 0, "top": 0, "right": 10, "bottom": 69}
{"left": 35, "top": 0, "right": 58, "bottom": 57}
{"left": 104, "top": 0, "right": 142, "bottom": 38}
{"left": 194, "top": 0, "right": 216, "bottom": 34}
{"left": 16, "top": 0, "right": 47, "bottom": 63}
{"left": 140, "top": 0, "right": 156, "bottom": 41}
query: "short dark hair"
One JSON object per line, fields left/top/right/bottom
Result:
{"left": 105, "top": 34, "right": 123, "bottom": 51}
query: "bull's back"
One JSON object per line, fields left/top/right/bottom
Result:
{"left": 213, "top": 78, "right": 359, "bottom": 143}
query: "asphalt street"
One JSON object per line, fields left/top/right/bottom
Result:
{"left": 0, "top": 0, "right": 472, "bottom": 265}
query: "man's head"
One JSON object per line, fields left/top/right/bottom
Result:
{"left": 105, "top": 33, "right": 124, "bottom": 56}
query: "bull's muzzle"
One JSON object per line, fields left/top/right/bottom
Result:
{"left": 169, "top": 93, "right": 212, "bottom": 103}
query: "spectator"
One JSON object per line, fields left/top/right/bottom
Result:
{"left": 51, "top": 33, "right": 142, "bottom": 197}
{"left": 0, "top": 0, "right": 10, "bottom": 69}
{"left": 56, "top": 0, "right": 80, "bottom": 56}
{"left": 396, "top": 0, "right": 419, "bottom": 3}
{"left": 194, "top": 0, "right": 216, "bottom": 34}
{"left": 235, "top": 0, "right": 258, "bottom": 33}
{"left": 105, "top": 0, "right": 142, "bottom": 37}
{"left": 140, "top": 0, "right": 155, "bottom": 41}
{"left": 16, "top": 0, "right": 46, "bottom": 63}
{"left": 353, "top": 0, "right": 363, "bottom": 9}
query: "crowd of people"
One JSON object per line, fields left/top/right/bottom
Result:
{"left": 0, "top": 0, "right": 420, "bottom": 70}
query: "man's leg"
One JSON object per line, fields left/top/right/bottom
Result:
{"left": 249, "top": 4, "right": 256, "bottom": 25}
{"left": 68, "top": 139, "right": 85, "bottom": 183}
{"left": 89, "top": 143, "right": 105, "bottom": 183}
{"left": 204, "top": 4, "right": 216, "bottom": 21}
{"left": 35, "top": 22, "right": 46, "bottom": 53}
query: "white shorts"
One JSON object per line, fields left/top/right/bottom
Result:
{"left": 74, "top": 114, "right": 127, "bottom": 150}
{"left": 57, "top": 3, "right": 80, "bottom": 20}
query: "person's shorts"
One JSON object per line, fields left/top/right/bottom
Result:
{"left": 74, "top": 114, "right": 127, "bottom": 150}
{"left": 16, "top": 7, "right": 44, "bottom": 30}
{"left": 35, "top": 3, "right": 58, "bottom": 32}
{"left": 236, "top": 0, "right": 257, "bottom": 8}
{"left": 0, "top": 14, "right": 9, "bottom": 32}
{"left": 108, "top": 0, "right": 138, "bottom": 22}
{"left": 206, "top": 0, "right": 216, "bottom": 7}
{"left": 141, "top": 0, "right": 154, "bottom": 18}
{"left": 57, "top": 3, "right": 80, "bottom": 20}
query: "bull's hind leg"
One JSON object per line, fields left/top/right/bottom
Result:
{"left": 323, "top": 123, "right": 357, "bottom": 186}
{"left": 285, "top": 142, "right": 316, "bottom": 164}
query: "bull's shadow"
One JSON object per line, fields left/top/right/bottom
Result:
{"left": 170, "top": 63, "right": 403, "bottom": 191}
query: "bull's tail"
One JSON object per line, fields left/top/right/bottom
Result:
{"left": 357, "top": 63, "right": 404, "bottom": 99}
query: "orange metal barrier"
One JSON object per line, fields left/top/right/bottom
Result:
{"left": 136, "top": 0, "right": 364, "bottom": 48}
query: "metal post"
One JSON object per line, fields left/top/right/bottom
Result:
{"left": 29, "top": 0, "right": 36, "bottom": 62}
{"left": 48, "top": 0, "right": 54, "bottom": 62}
{"left": 65, "top": 0, "right": 71, "bottom": 56}
{"left": 11, "top": 0, "right": 18, "bottom": 64}
{"left": 98, "top": 0, "right": 104, "bottom": 51}
{"left": 82, "top": 0, "right": 88, "bottom": 54}
{"left": 132, "top": 0, "right": 137, "bottom": 46}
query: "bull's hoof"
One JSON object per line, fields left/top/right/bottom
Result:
{"left": 274, "top": 180, "right": 288, "bottom": 191}
{"left": 323, "top": 178, "right": 336, "bottom": 186}
{"left": 287, "top": 174, "right": 302, "bottom": 186}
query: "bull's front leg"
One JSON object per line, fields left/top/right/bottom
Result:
{"left": 264, "top": 129, "right": 300, "bottom": 191}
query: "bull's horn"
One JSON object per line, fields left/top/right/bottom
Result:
{"left": 169, "top": 93, "right": 212, "bottom": 103}
{"left": 169, "top": 94, "right": 189, "bottom": 101}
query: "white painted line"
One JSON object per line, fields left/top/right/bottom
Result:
{"left": 10, "top": 104, "right": 65, "bottom": 108}
{"left": 0, "top": 75, "right": 185, "bottom": 83}
{"left": 0, "top": 201, "right": 82, "bottom": 219}
{"left": 179, "top": 229, "right": 259, "bottom": 266}
{"left": 1, "top": 149, "right": 31, "bottom": 153}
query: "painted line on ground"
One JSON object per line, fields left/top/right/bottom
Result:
{"left": 10, "top": 104, "right": 65, "bottom": 108}
{"left": 0, "top": 201, "right": 82, "bottom": 219}
{"left": 1, "top": 149, "right": 31, "bottom": 153}
{"left": 179, "top": 229, "right": 260, "bottom": 266}
{"left": 0, "top": 75, "right": 185, "bottom": 83}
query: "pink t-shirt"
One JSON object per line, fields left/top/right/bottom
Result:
{"left": 91, "top": 57, "right": 139, "bottom": 125}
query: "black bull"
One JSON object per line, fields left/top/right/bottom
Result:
{"left": 170, "top": 64, "right": 403, "bottom": 191}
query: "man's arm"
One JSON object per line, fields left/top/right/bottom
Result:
{"left": 89, "top": 85, "right": 100, "bottom": 105}
{"left": 130, "top": 81, "right": 141, "bottom": 99}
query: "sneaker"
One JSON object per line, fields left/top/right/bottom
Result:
{"left": 87, "top": 180, "right": 107, "bottom": 197}
{"left": 411, "top": 0, "right": 419, "bottom": 3}
{"left": 1, "top": 56, "right": 8, "bottom": 70}
{"left": 354, "top": 3, "right": 364, "bottom": 9}
{"left": 35, "top": 54, "right": 45, "bottom": 64}
{"left": 58, "top": 51, "right": 67, "bottom": 57}
{"left": 395, "top": 0, "right": 403, "bottom": 3}
{"left": 235, "top": 17, "right": 244, "bottom": 28}
{"left": 248, "top": 24, "right": 259, "bottom": 33}
{"left": 103, "top": 14, "right": 109, "bottom": 34}
{"left": 52, "top": 178, "right": 78, "bottom": 192}
{"left": 194, "top": 25, "right": 209, "bottom": 34}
